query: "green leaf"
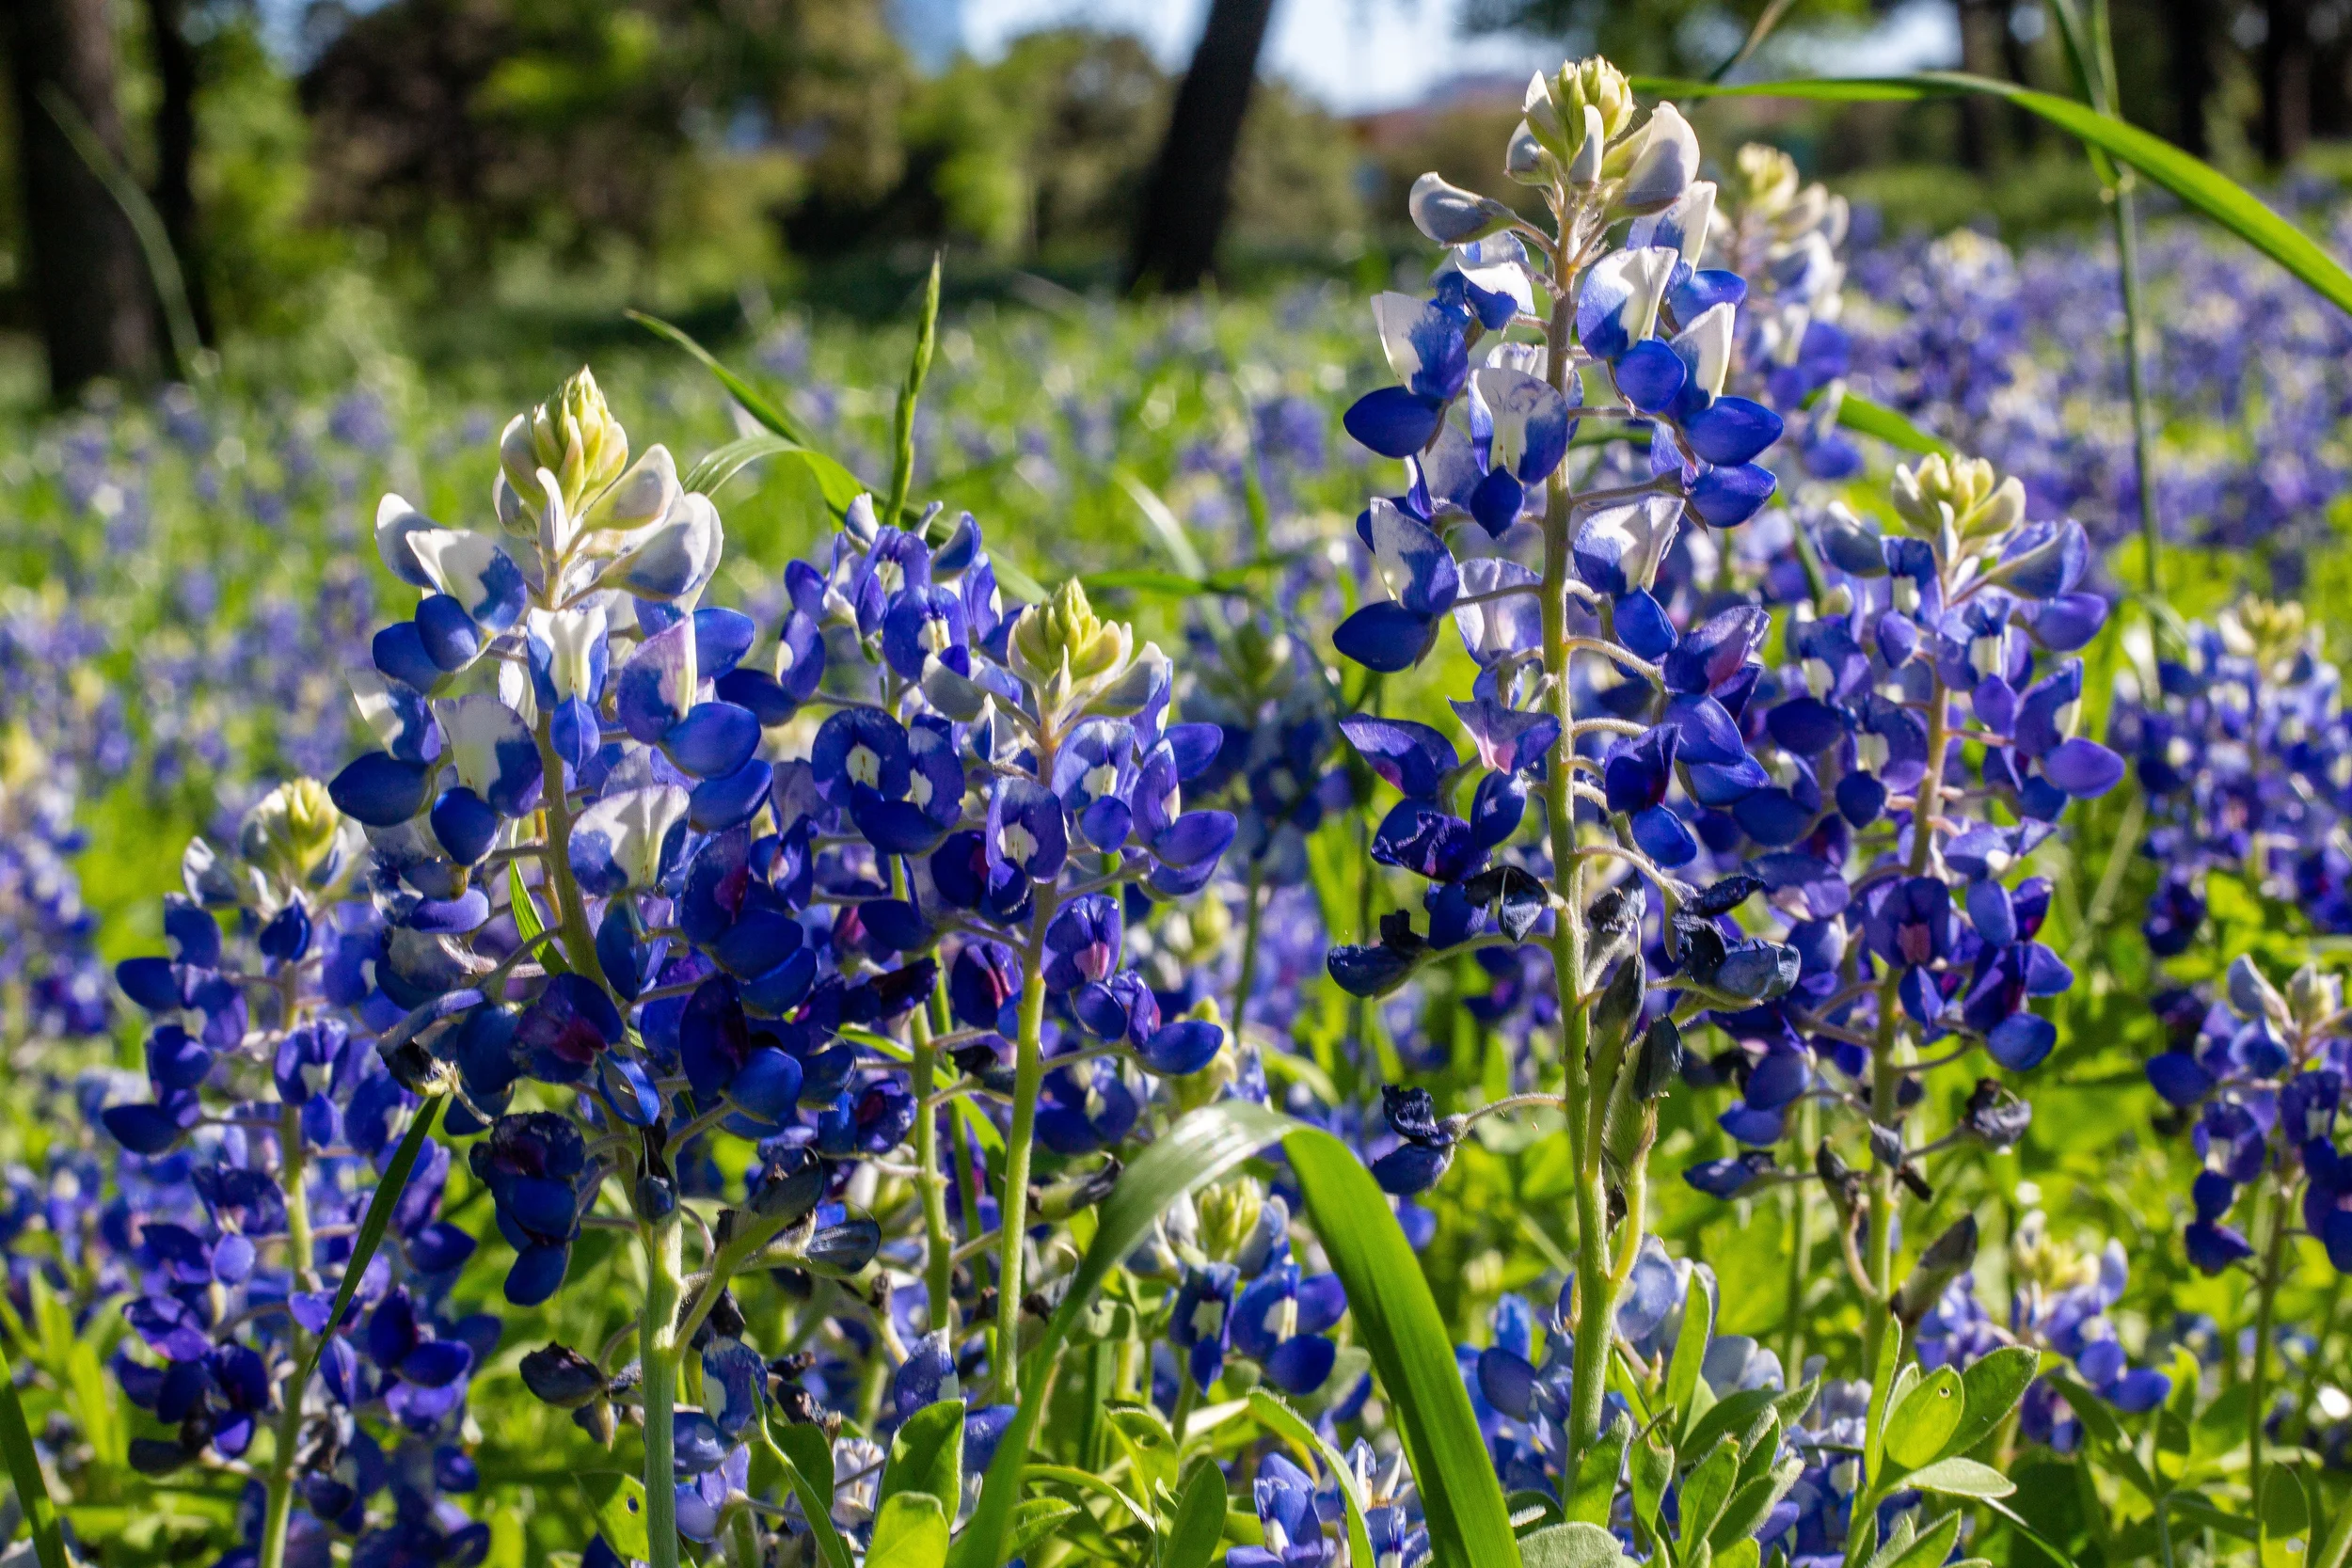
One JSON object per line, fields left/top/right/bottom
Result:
{"left": 1947, "top": 1348, "right": 2041, "bottom": 1459}
{"left": 1511, "top": 1489, "right": 1567, "bottom": 1534}
{"left": 1875, "top": 1511, "right": 1963, "bottom": 1568}
{"left": 955, "top": 1101, "right": 1296, "bottom": 1568}
{"left": 507, "top": 863, "right": 566, "bottom": 974}
{"left": 1629, "top": 1431, "right": 1674, "bottom": 1540}
{"left": 1283, "top": 1126, "right": 1523, "bottom": 1568}
{"left": 760, "top": 1417, "right": 855, "bottom": 1568}
{"left": 1159, "top": 1462, "right": 1232, "bottom": 1568}
{"left": 879, "top": 1398, "right": 966, "bottom": 1521}
{"left": 884, "top": 251, "right": 944, "bottom": 526}
{"left": 1518, "top": 1521, "right": 1637, "bottom": 1568}
{"left": 1114, "top": 468, "right": 1207, "bottom": 580}
{"left": 869, "top": 1492, "right": 952, "bottom": 1568}
{"left": 1818, "top": 389, "right": 1955, "bottom": 457}
{"left": 626, "top": 310, "right": 872, "bottom": 513}
{"left": 2262, "top": 1465, "right": 2312, "bottom": 1568}
{"left": 0, "top": 1336, "right": 68, "bottom": 1568}
{"left": 1029, "top": 1463, "right": 1157, "bottom": 1534}
{"left": 1976, "top": 1495, "right": 2084, "bottom": 1568}
{"left": 1105, "top": 1403, "right": 1181, "bottom": 1501}
{"left": 294, "top": 1095, "right": 445, "bottom": 1395}
{"left": 1566, "top": 1420, "right": 1629, "bottom": 1526}
{"left": 1681, "top": 1386, "right": 1777, "bottom": 1465}
{"left": 1009, "top": 1498, "right": 1084, "bottom": 1561}
{"left": 683, "top": 433, "right": 820, "bottom": 497}
{"left": 577, "top": 1471, "right": 651, "bottom": 1560}
{"left": 1711, "top": 1465, "right": 1800, "bottom": 1550}
{"left": 1903, "top": 1457, "right": 2017, "bottom": 1499}
{"left": 1633, "top": 72, "right": 2352, "bottom": 318}
{"left": 1666, "top": 1271, "right": 1716, "bottom": 1444}
{"left": 1250, "top": 1390, "right": 1378, "bottom": 1568}
{"left": 1680, "top": 1440, "right": 1740, "bottom": 1543}
{"left": 1714, "top": 1540, "right": 1761, "bottom": 1568}
{"left": 1883, "top": 1368, "right": 1966, "bottom": 1471}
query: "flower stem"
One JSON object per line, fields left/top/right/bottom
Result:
{"left": 996, "top": 882, "right": 1058, "bottom": 1401}
{"left": 1783, "top": 1097, "right": 1818, "bottom": 1374}
{"left": 1539, "top": 214, "right": 1608, "bottom": 1472}
{"left": 1231, "top": 867, "right": 1266, "bottom": 1039}
{"left": 259, "top": 1101, "right": 319, "bottom": 1568}
{"left": 910, "top": 978, "right": 955, "bottom": 1332}
{"left": 642, "top": 1213, "right": 686, "bottom": 1568}
{"left": 532, "top": 715, "right": 608, "bottom": 989}
{"left": 2249, "top": 1175, "right": 2294, "bottom": 1480}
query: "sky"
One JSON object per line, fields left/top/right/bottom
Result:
{"left": 956, "top": 0, "right": 1965, "bottom": 116}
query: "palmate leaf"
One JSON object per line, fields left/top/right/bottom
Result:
{"left": 1635, "top": 72, "right": 2352, "bottom": 318}
{"left": 953, "top": 1105, "right": 1518, "bottom": 1568}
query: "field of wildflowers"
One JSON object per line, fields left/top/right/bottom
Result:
{"left": 10, "top": 54, "right": 2352, "bottom": 1568}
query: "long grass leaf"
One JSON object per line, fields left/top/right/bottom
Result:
{"left": 0, "top": 1337, "right": 68, "bottom": 1568}
{"left": 1635, "top": 72, "right": 2352, "bottom": 316}
{"left": 952, "top": 1101, "right": 1295, "bottom": 1568}
{"left": 1282, "top": 1127, "right": 1521, "bottom": 1568}
{"left": 294, "top": 1095, "right": 445, "bottom": 1392}
{"left": 625, "top": 312, "right": 872, "bottom": 515}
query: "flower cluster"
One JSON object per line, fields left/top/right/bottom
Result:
{"left": 91, "top": 782, "right": 489, "bottom": 1565}
{"left": 2108, "top": 598, "right": 2352, "bottom": 960}
{"left": 2145, "top": 956, "right": 2352, "bottom": 1276}
{"left": 1915, "top": 1209, "right": 2171, "bottom": 1450}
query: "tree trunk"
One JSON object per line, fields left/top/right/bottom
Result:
{"left": 1126, "top": 0, "right": 1279, "bottom": 293}
{"left": 2263, "top": 0, "right": 2313, "bottom": 164}
{"left": 2164, "top": 0, "right": 2220, "bottom": 155}
{"left": 1954, "top": 0, "right": 2005, "bottom": 171}
{"left": 145, "top": 0, "right": 211, "bottom": 344}
{"left": 5, "top": 0, "right": 162, "bottom": 398}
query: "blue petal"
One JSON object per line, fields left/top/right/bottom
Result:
{"left": 330, "top": 752, "right": 434, "bottom": 827}
{"left": 1343, "top": 387, "right": 1445, "bottom": 458}
{"left": 1334, "top": 603, "right": 1438, "bottom": 673}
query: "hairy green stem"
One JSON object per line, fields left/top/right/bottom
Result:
{"left": 1231, "top": 867, "right": 1266, "bottom": 1038}
{"left": 1783, "top": 1098, "right": 1818, "bottom": 1375}
{"left": 1538, "top": 214, "right": 1609, "bottom": 1472}
{"left": 2294, "top": 1271, "right": 2344, "bottom": 1448}
{"left": 910, "top": 987, "right": 954, "bottom": 1331}
{"left": 641, "top": 1214, "right": 686, "bottom": 1568}
{"left": 258, "top": 1098, "right": 320, "bottom": 1568}
{"left": 997, "top": 881, "right": 1058, "bottom": 1400}
{"left": 531, "top": 715, "right": 609, "bottom": 990}
{"left": 2249, "top": 1176, "right": 2293, "bottom": 1480}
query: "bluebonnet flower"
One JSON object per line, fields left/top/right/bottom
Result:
{"left": 78, "top": 782, "right": 492, "bottom": 1566}
{"left": 1915, "top": 1210, "right": 2170, "bottom": 1451}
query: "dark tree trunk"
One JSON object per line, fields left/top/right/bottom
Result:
{"left": 1126, "top": 0, "right": 1278, "bottom": 293}
{"left": 5, "top": 0, "right": 162, "bottom": 398}
{"left": 1954, "top": 0, "right": 2005, "bottom": 171}
{"left": 2263, "top": 0, "right": 2313, "bottom": 164}
{"left": 144, "top": 0, "right": 211, "bottom": 344}
{"left": 2164, "top": 0, "right": 2220, "bottom": 155}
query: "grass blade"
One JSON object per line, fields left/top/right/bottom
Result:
{"left": 1248, "top": 1389, "right": 1378, "bottom": 1568}
{"left": 757, "top": 1417, "right": 855, "bottom": 1568}
{"left": 951, "top": 1100, "right": 1295, "bottom": 1568}
{"left": 1283, "top": 1127, "right": 1520, "bottom": 1568}
{"left": 1634, "top": 72, "right": 2352, "bottom": 317}
{"left": 294, "top": 1094, "right": 445, "bottom": 1393}
{"left": 0, "top": 1336, "right": 68, "bottom": 1568}
{"left": 885, "top": 253, "right": 943, "bottom": 529}
{"left": 625, "top": 311, "right": 872, "bottom": 515}
{"left": 1813, "top": 390, "right": 1953, "bottom": 457}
